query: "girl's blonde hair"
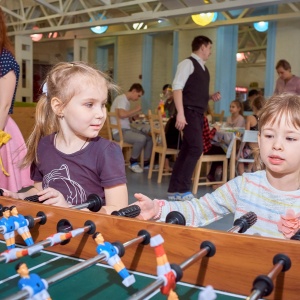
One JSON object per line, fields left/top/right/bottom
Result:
{"left": 22, "top": 61, "right": 118, "bottom": 167}
{"left": 254, "top": 93, "right": 300, "bottom": 169}
{"left": 231, "top": 100, "right": 244, "bottom": 116}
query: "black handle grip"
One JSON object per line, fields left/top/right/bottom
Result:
{"left": 111, "top": 205, "right": 141, "bottom": 218}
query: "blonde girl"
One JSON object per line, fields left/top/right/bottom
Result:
{"left": 133, "top": 94, "right": 300, "bottom": 239}
{"left": 1, "top": 62, "right": 128, "bottom": 214}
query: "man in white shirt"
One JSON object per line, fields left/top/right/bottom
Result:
{"left": 110, "top": 83, "right": 152, "bottom": 173}
{"left": 168, "top": 35, "right": 221, "bottom": 200}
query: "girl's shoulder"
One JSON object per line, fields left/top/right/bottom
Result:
{"left": 91, "top": 136, "right": 123, "bottom": 152}
{"left": 228, "top": 170, "right": 266, "bottom": 187}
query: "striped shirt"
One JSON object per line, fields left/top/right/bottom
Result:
{"left": 158, "top": 170, "right": 300, "bottom": 239}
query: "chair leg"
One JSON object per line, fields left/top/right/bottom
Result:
{"left": 123, "top": 148, "right": 131, "bottom": 165}
{"left": 222, "top": 159, "right": 228, "bottom": 183}
{"left": 192, "top": 158, "right": 202, "bottom": 194}
{"left": 157, "top": 154, "right": 166, "bottom": 183}
{"left": 148, "top": 150, "right": 156, "bottom": 179}
{"left": 140, "top": 149, "right": 144, "bottom": 168}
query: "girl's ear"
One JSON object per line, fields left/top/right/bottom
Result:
{"left": 51, "top": 97, "right": 64, "bottom": 118}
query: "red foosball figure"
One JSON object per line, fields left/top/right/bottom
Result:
{"left": 150, "top": 234, "right": 179, "bottom": 300}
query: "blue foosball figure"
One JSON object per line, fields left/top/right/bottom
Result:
{"left": 93, "top": 232, "right": 135, "bottom": 287}
{"left": 10, "top": 206, "right": 34, "bottom": 246}
{"left": 0, "top": 206, "right": 15, "bottom": 249}
{"left": 16, "top": 262, "right": 52, "bottom": 300}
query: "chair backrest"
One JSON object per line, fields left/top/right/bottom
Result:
{"left": 148, "top": 109, "right": 167, "bottom": 149}
{"left": 236, "top": 130, "right": 259, "bottom": 166}
{"left": 106, "top": 109, "right": 126, "bottom": 148}
{"left": 242, "top": 130, "right": 258, "bottom": 143}
{"left": 211, "top": 110, "right": 224, "bottom": 123}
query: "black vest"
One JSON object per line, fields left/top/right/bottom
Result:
{"left": 182, "top": 56, "right": 210, "bottom": 113}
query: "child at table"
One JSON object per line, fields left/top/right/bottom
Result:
{"left": 225, "top": 100, "right": 245, "bottom": 128}
{"left": 132, "top": 93, "right": 300, "bottom": 240}
{"left": 1, "top": 62, "right": 128, "bottom": 214}
{"left": 237, "top": 95, "right": 265, "bottom": 175}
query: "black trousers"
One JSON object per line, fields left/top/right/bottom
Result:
{"left": 168, "top": 108, "right": 203, "bottom": 193}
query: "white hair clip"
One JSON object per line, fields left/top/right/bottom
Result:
{"left": 42, "top": 83, "right": 48, "bottom": 96}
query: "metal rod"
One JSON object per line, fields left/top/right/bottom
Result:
{"left": 246, "top": 289, "right": 262, "bottom": 300}
{"left": 268, "top": 260, "right": 284, "bottom": 280}
{"left": 227, "top": 225, "right": 241, "bottom": 233}
{"left": 47, "top": 253, "right": 106, "bottom": 284}
{"left": 128, "top": 278, "right": 165, "bottom": 300}
{"left": 123, "top": 235, "right": 145, "bottom": 248}
{"left": 71, "top": 203, "right": 89, "bottom": 210}
{"left": 179, "top": 247, "right": 209, "bottom": 271}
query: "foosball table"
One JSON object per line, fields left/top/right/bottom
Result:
{"left": 1, "top": 195, "right": 300, "bottom": 300}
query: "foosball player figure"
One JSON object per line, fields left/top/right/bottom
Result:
{"left": 150, "top": 234, "right": 179, "bottom": 300}
{"left": 10, "top": 206, "right": 34, "bottom": 246}
{"left": 0, "top": 206, "right": 16, "bottom": 249}
{"left": 16, "top": 262, "right": 52, "bottom": 300}
{"left": 92, "top": 232, "right": 135, "bottom": 287}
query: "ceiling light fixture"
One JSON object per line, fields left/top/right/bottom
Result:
{"left": 253, "top": 21, "right": 268, "bottom": 32}
{"left": 90, "top": 14, "right": 108, "bottom": 34}
{"left": 192, "top": 12, "right": 217, "bottom": 26}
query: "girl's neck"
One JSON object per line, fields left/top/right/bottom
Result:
{"left": 231, "top": 112, "right": 240, "bottom": 119}
{"left": 54, "top": 133, "right": 89, "bottom": 154}
{"left": 266, "top": 171, "right": 300, "bottom": 191}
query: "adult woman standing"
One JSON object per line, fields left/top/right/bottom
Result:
{"left": 274, "top": 59, "right": 300, "bottom": 95}
{"left": 0, "top": 8, "right": 33, "bottom": 191}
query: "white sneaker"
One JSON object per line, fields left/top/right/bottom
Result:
{"left": 129, "top": 164, "right": 143, "bottom": 173}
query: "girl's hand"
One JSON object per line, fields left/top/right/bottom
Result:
{"left": 0, "top": 188, "right": 20, "bottom": 200}
{"left": 37, "top": 188, "right": 69, "bottom": 208}
{"left": 133, "top": 193, "right": 157, "bottom": 220}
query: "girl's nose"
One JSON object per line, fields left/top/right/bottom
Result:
{"left": 272, "top": 138, "right": 283, "bottom": 151}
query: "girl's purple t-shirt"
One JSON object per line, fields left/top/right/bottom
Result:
{"left": 31, "top": 134, "right": 127, "bottom": 205}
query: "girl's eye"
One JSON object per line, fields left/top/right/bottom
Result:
{"left": 85, "top": 103, "right": 93, "bottom": 108}
{"left": 286, "top": 137, "right": 296, "bottom": 141}
{"left": 265, "top": 134, "right": 273, "bottom": 139}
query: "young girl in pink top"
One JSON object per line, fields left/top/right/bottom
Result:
{"left": 225, "top": 100, "right": 245, "bottom": 128}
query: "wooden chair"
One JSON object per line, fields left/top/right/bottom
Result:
{"left": 236, "top": 130, "right": 258, "bottom": 175}
{"left": 211, "top": 110, "right": 225, "bottom": 123}
{"left": 148, "top": 110, "right": 179, "bottom": 183}
{"left": 106, "top": 110, "right": 144, "bottom": 167}
{"left": 192, "top": 153, "right": 228, "bottom": 194}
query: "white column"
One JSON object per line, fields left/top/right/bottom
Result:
{"left": 14, "top": 35, "right": 33, "bottom": 103}
{"left": 74, "top": 39, "right": 89, "bottom": 61}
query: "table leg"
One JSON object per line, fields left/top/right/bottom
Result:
{"left": 229, "top": 138, "right": 236, "bottom": 180}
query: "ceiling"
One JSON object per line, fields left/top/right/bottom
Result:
{"left": 1, "top": 0, "right": 300, "bottom": 41}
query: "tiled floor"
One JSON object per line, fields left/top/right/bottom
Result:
{"left": 126, "top": 166, "right": 234, "bottom": 231}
